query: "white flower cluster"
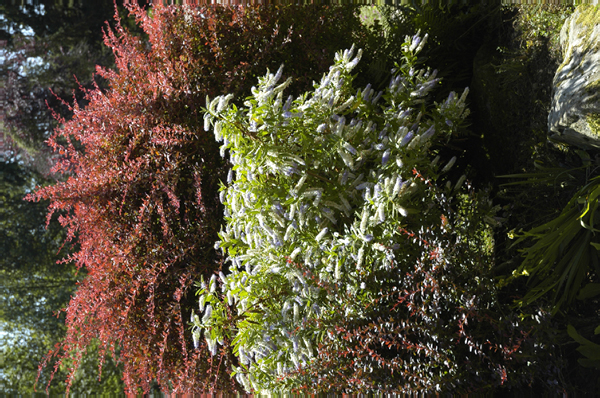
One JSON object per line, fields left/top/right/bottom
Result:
{"left": 195, "top": 34, "right": 471, "bottom": 392}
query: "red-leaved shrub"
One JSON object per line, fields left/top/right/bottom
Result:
{"left": 27, "top": 3, "right": 368, "bottom": 394}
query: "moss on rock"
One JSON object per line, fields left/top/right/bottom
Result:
{"left": 588, "top": 113, "right": 600, "bottom": 136}
{"left": 556, "top": 5, "right": 600, "bottom": 75}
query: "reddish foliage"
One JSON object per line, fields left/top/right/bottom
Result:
{"left": 27, "top": 3, "right": 367, "bottom": 394}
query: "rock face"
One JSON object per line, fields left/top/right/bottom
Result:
{"left": 548, "top": 6, "right": 600, "bottom": 149}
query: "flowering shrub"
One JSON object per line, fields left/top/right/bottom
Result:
{"left": 198, "top": 35, "right": 529, "bottom": 393}
{"left": 26, "top": 3, "right": 368, "bottom": 395}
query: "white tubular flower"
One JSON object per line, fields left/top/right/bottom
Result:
{"left": 208, "top": 95, "right": 220, "bottom": 113}
{"left": 357, "top": 246, "right": 365, "bottom": 269}
{"left": 362, "top": 83, "right": 372, "bottom": 101}
{"left": 294, "top": 174, "right": 308, "bottom": 194}
{"left": 446, "top": 90, "right": 456, "bottom": 105}
{"left": 293, "top": 302, "right": 300, "bottom": 323}
{"left": 273, "top": 92, "right": 283, "bottom": 111}
{"left": 460, "top": 87, "right": 470, "bottom": 103}
{"left": 289, "top": 203, "right": 297, "bottom": 221}
{"left": 382, "top": 149, "right": 391, "bottom": 166}
{"left": 383, "top": 176, "right": 392, "bottom": 195}
{"left": 284, "top": 224, "right": 295, "bottom": 241}
{"left": 335, "top": 261, "right": 342, "bottom": 280}
{"left": 249, "top": 119, "right": 257, "bottom": 133}
{"left": 335, "top": 96, "right": 355, "bottom": 113}
{"left": 202, "top": 304, "right": 213, "bottom": 323}
{"left": 315, "top": 227, "right": 328, "bottom": 242}
{"left": 206, "top": 334, "right": 217, "bottom": 356}
{"left": 338, "top": 147, "right": 355, "bottom": 170}
{"left": 454, "top": 174, "right": 467, "bottom": 191}
{"left": 291, "top": 353, "right": 300, "bottom": 369}
{"left": 214, "top": 121, "right": 223, "bottom": 141}
{"left": 282, "top": 300, "right": 291, "bottom": 321}
{"left": 199, "top": 295, "right": 206, "bottom": 312}
{"left": 203, "top": 113, "right": 211, "bottom": 132}
{"left": 209, "top": 274, "right": 217, "bottom": 293}
{"left": 408, "top": 36, "right": 418, "bottom": 52}
{"left": 373, "top": 183, "right": 382, "bottom": 199}
{"left": 342, "top": 44, "right": 355, "bottom": 62}
{"left": 390, "top": 176, "right": 404, "bottom": 199}
{"left": 377, "top": 202, "right": 386, "bottom": 223}
{"left": 420, "top": 125, "right": 435, "bottom": 142}
{"left": 373, "top": 243, "right": 386, "bottom": 252}
{"left": 398, "top": 206, "right": 408, "bottom": 217}
{"left": 273, "top": 64, "right": 284, "bottom": 85}
{"left": 442, "top": 156, "right": 457, "bottom": 173}
{"left": 360, "top": 207, "right": 369, "bottom": 234}
{"left": 312, "top": 189, "right": 323, "bottom": 207}
{"left": 217, "top": 93, "right": 234, "bottom": 112}
{"left": 346, "top": 48, "right": 363, "bottom": 70}
{"left": 237, "top": 372, "right": 250, "bottom": 391}
{"left": 290, "top": 247, "right": 302, "bottom": 260}
{"left": 192, "top": 330, "right": 200, "bottom": 349}
{"left": 371, "top": 91, "right": 382, "bottom": 105}
{"left": 343, "top": 142, "right": 358, "bottom": 156}
{"left": 303, "top": 337, "right": 313, "bottom": 357}
{"left": 239, "top": 346, "right": 249, "bottom": 365}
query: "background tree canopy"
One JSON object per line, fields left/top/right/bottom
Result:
{"left": 1, "top": 0, "right": 135, "bottom": 394}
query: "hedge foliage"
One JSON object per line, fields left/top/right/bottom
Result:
{"left": 27, "top": 3, "right": 370, "bottom": 394}
{"left": 198, "top": 35, "right": 536, "bottom": 394}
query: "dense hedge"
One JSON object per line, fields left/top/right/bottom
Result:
{"left": 198, "top": 37, "right": 541, "bottom": 393}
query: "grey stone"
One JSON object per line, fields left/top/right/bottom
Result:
{"left": 548, "top": 6, "right": 600, "bottom": 149}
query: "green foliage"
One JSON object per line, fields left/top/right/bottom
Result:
{"left": 501, "top": 151, "right": 600, "bottom": 384}
{"left": 196, "top": 36, "right": 535, "bottom": 393}
{"left": 568, "top": 324, "right": 600, "bottom": 369}
{"left": 508, "top": 173, "right": 600, "bottom": 314}
{"left": 512, "top": 4, "right": 575, "bottom": 54}
{"left": 0, "top": 1, "right": 146, "bottom": 172}
{"left": 458, "top": 5, "right": 572, "bottom": 184}
{"left": 484, "top": 6, "right": 600, "bottom": 393}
